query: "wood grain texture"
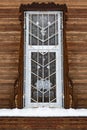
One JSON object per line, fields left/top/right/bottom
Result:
{"left": 0, "top": 117, "right": 87, "bottom": 129}
{"left": 0, "top": 0, "right": 87, "bottom": 108}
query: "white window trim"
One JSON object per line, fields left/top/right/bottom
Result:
{"left": 23, "top": 11, "right": 63, "bottom": 108}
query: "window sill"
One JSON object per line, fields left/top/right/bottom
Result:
{"left": 0, "top": 108, "right": 87, "bottom": 117}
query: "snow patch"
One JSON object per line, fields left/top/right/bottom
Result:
{"left": 0, "top": 108, "right": 87, "bottom": 117}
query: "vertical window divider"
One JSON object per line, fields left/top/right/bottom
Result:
{"left": 37, "top": 14, "right": 39, "bottom": 103}
{"left": 48, "top": 13, "right": 50, "bottom": 104}
{"left": 42, "top": 14, "right": 44, "bottom": 103}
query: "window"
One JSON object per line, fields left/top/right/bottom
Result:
{"left": 24, "top": 11, "right": 63, "bottom": 107}
{"left": 19, "top": 3, "right": 69, "bottom": 108}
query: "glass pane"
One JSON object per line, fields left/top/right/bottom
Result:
{"left": 55, "top": 21, "right": 58, "bottom": 33}
{"left": 50, "top": 87, "right": 56, "bottom": 102}
{"left": 49, "top": 24, "right": 55, "bottom": 36}
{"left": 32, "top": 36, "right": 37, "bottom": 45}
{"left": 39, "top": 28, "right": 42, "bottom": 40}
{"left": 38, "top": 52, "right": 43, "bottom": 65}
{"left": 49, "top": 14, "right": 55, "bottom": 23}
{"left": 31, "top": 87, "right": 37, "bottom": 102}
{"left": 44, "top": 28, "right": 48, "bottom": 40}
{"left": 31, "top": 52, "right": 37, "bottom": 62}
{"left": 31, "top": 74, "right": 37, "bottom": 86}
{"left": 38, "top": 66, "right": 43, "bottom": 78}
{"left": 44, "top": 40, "right": 48, "bottom": 45}
{"left": 50, "top": 73, "right": 56, "bottom": 87}
{"left": 55, "top": 34, "right": 58, "bottom": 45}
{"left": 44, "top": 66, "right": 49, "bottom": 78}
{"left": 31, "top": 61, "right": 37, "bottom": 74}
{"left": 39, "top": 41, "right": 43, "bottom": 45}
{"left": 32, "top": 14, "right": 37, "bottom": 23}
{"left": 49, "top": 37, "right": 55, "bottom": 45}
{"left": 28, "top": 13, "right": 58, "bottom": 45}
{"left": 31, "top": 52, "right": 56, "bottom": 103}
{"left": 50, "top": 60, "right": 56, "bottom": 75}
{"left": 43, "top": 14, "right": 48, "bottom": 27}
{"left": 38, "top": 92, "right": 43, "bottom": 102}
{"left": 38, "top": 14, "right": 42, "bottom": 27}
{"left": 44, "top": 53, "right": 49, "bottom": 65}
{"left": 50, "top": 52, "right": 56, "bottom": 62}
{"left": 44, "top": 91, "right": 49, "bottom": 102}
{"left": 32, "top": 24, "right": 37, "bottom": 36}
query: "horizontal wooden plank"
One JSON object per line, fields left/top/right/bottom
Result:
{"left": 0, "top": 83, "right": 14, "bottom": 86}
{"left": 0, "top": 18, "right": 19, "bottom": 25}
{"left": 0, "top": 63, "right": 18, "bottom": 68}
{"left": 0, "top": 19, "right": 20, "bottom": 24}
{"left": 68, "top": 14, "right": 87, "bottom": 19}
{"left": 0, "top": 100, "right": 10, "bottom": 105}
{"left": 0, "top": 36, "right": 20, "bottom": 42}
{"left": 0, "top": 0, "right": 86, "bottom": 5}
{"left": 68, "top": 8, "right": 87, "bottom": 13}
{"left": 0, "top": 52, "right": 18, "bottom": 57}
{"left": 0, "top": 24, "right": 20, "bottom": 31}
{"left": 0, "top": 70, "right": 18, "bottom": 76}
{"left": 0, "top": 46, "right": 19, "bottom": 51}
{"left": 0, "top": 58, "right": 18, "bottom": 63}
{"left": 69, "top": 63, "right": 87, "bottom": 68}
{"left": 0, "top": 94, "right": 11, "bottom": 98}
{"left": 0, "top": 8, "right": 19, "bottom": 13}
{"left": 67, "top": 19, "right": 87, "bottom": 25}
{"left": 0, "top": 117, "right": 87, "bottom": 129}
{"left": 66, "top": 24, "right": 87, "bottom": 31}
{"left": 66, "top": 33, "right": 87, "bottom": 41}
{"left": 69, "top": 66, "right": 87, "bottom": 71}
{"left": 67, "top": 17, "right": 87, "bottom": 23}
{"left": 76, "top": 90, "right": 87, "bottom": 95}
{"left": 0, "top": 75, "right": 17, "bottom": 80}
{"left": 68, "top": 75, "right": 87, "bottom": 80}
{"left": 0, "top": 54, "right": 18, "bottom": 59}
{"left": 0, "top": 87, "right": 14, "bottom": 91}
{"left": 68, "top": 56, "right": 87, "bottom": 61}
{"left": 70, "top": 79, "right": 87, "bottom": 84}
{"left": 69, "top": 70, "right": 87, "bottom": 74}
{"left": 68, "top": 5, "right": 87, "bottom": 9}
{"left": 0, "top": 14, "right": 19, "bottom": 18}
{"left": 68, "top": 48, "right": 87, "bottom": 52}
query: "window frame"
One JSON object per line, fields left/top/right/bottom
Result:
{"left": 24, "top": 11, "right": 63, "bottom": 107}
{"left": 18, "top": 2, "right": 69, "bottom": 108}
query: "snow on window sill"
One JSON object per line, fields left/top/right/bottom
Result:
{"left": 0, "top": 108, "right": 87, "bottom": 117}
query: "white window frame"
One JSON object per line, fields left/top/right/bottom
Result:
{"left": 23, "top": 11, "right": 63, "bottom": 108}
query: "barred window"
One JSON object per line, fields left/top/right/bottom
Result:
{"left": 19, "top": 3, "right": 69, "bottom": 108}
{"left": 24, "top": 11, "right": 63, "bottom": 107}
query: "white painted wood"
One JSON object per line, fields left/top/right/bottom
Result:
{"left": 24, "top": 11, "right": 63, "bottom": 108}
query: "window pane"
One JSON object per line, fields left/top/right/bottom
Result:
{"left": 28, "top": 13, "right": 58, "bottom": 45}
{"left": 31, "top": 52, "right": 56, "bottom": 103}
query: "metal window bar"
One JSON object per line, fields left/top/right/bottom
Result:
{"left": 48, "top": 14, "right": 50, "bottom": 103}
{"left": 37, "top": 14, "right": 39, "bottom": 103}
{"left": 42, "top": 14, "right": 44, "bottom": 102}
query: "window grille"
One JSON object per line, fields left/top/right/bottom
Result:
{"left": 24, "top": 11, "right": 63, "bottom": 107}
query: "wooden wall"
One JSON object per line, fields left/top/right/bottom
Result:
{"left": 0, "top": 117, "right": 87, "bottom": 129}
{"left": 0, "top": 0, "right": 87, "bottom": 108}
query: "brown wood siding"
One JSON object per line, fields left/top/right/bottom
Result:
{"left": 0, "top": 117, "right": 87, "bottom": 129}
{"left": 67, "top": 6, "right": 87, "bottom": 108}
{"left": 0, "top": 0, "right": 87, "bottom": 108}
